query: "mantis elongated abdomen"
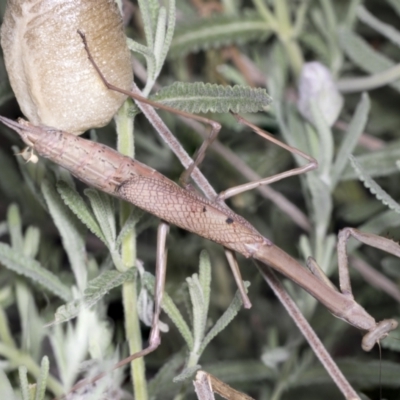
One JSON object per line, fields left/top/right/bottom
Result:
{"left": 0, "top": 116, "right": 397, "bottom": 353}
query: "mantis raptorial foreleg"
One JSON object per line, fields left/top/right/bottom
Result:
{"left": 306, "top": 227, "right": 400, "bottom": 351}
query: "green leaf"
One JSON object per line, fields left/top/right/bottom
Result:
{"left": 35, "top": 356, "right": 49, "bottom": 400}
{"left": 0, "top": 369, "right": 15, "bottom": 400}
{"left": 338, "top": 28, "right": 400, "bottom": 93}
{"left": 198, "top": 251, "right": 211, "bottom": 321}
{"left": 0, "top": 242, "right": 71, "bottom": 301}
{"left": 19, "top": 366, "right": 30, "bottom": 400}
{"left": 357, "top": 5, "right": 400, "bottom": 48}
{"left": 200, "top": 282, "right": 250, "bottom": 354}
{"left": 331, "top": 93, "right": 370, "bottom": 187}
{"left": 310, "top": 101, "right": 334, "bottom": 186}
{"left": 23, "top": 226, "right": 40, "bottom": 259}
{"left": 173, "top": 364, "right": 201, "bottom": 382}
{"left": 341, "top": 142, "right": 400, "bottom": 180}
{"left": 7, "top": 203, "right": 23, "bottom": 250}
{"left": 42, "top": 180, "right": 87, "bottom": 292}
{"left": 294, "top": 359, "right": 400, "bottom": 388}
{"left": 204, "top": 360, "right": 274, "bottom": 383}
{"left": 148, "top": 351, "right": 186, "bottom": 398}
{"left": 85, "top": 189, "right": 116, "bottom": 246}
{"left": 142, "top": 271, "right": 193, "bottom": 349}
{"left": 187, "top": 274, "right": 207, "bottom": 348}
{"left": 16, "top": 282, "right": 43, "bottom": 360}
{"left": 116, "top": 208, "right": 144, "bottom": 247}
{"left": 157, "top": 0, "right": 176, "bottom": 73}
{"left": 349, "top": 155, "right": 400, "bottom": 214}
{"left": 138, "top": 0, "right": 159, "bottom": 48}
{"left": 150, "top": 82, "right": 272, "bottom": 113}
{"left": 53, "top": 269, "right": 136, "bottom": 324}
{"left": 57, "top": 181, "right": 106, "bottom": 244}
{"left": 387, "top": 0, "right": 400, "bottom": 17}
{"left": 170, "top": 12, "right": 271, "bottom": 58}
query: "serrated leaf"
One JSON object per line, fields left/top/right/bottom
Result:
{"left": 170, "top": 12, "right": 271, "bottom": 58}
{"left": 198, "top": 251, "right": 211, "bottom": 321}
{"left": 19, "top": 367, "right": 29, "bottom": 400}
{"left": 116, "top": 208, "right": 144, "bottom": 246}
{"left": 187, "top": 274, "right": 206, "bottom": 347}
{"left": 42, "top": 180, "right": 87, "bottom": 292}
{"left": 53, "top": 269, "right": 136, "bottom": 324}
{"left": 0, "top": 242, "right": 71, "bottom": 301}
{"left": 341, "top": 142, "right": 400, "bottom": 180}
{"left": 200, "top": 282, "right": 250, "bottom": 354}
{"left": 349, "top": 155, "right": 400, "bottom": 214}
{"left": 35, "top": 356, "right": 49, "bottom": 400}
{"left": 85, "top": 189, "right": 116, "bottom": 246}
{"left": 150, "top": 82, "right": 272, "bottom": 114}
{"left": 57, "top": 181, "right": 106, "bottom": 244}
{"left": 143, "top": 271, "right": 193, "bottom": 349}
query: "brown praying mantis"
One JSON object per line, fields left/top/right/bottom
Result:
{"left": 1, "top": 30, "right": 399, "bottom": 399}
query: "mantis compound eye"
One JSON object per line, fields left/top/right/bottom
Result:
{"left": 1, "top": 0, "right": 133, "bottom": 135}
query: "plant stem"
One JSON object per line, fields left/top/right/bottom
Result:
{"left": 116, "top": 100, "right": 148, "bottom": 400}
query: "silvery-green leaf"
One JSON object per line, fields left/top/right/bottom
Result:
{"left": 148, "top": 351, "right": 186, "bottom": 398}
{"left": 187, "top": 274, "right": 206, "bottom": 347}
{"left": 143, "top": 271, "right": 193, "bottom": 349}
{"left": 7, "top": 203, "right": 23, "bottom": 250}
{"left": 42, "top": 180, "right": 87, "bottom": 292}
{"left": 338, "top": 28, "right": 400, "bottom": 92}
{"left": 19, "top": 366, "right": 29, "bottom": 400}
{"left": 0, "top": 242, "right": 71, "bottom": 301}
{"left": 200, "top": 282, "right": 250, "bottom": 354}
{"left": 53, "top": 269, "right": 135, "bottom": 324}
{"left": 349, "top": 155, "right": 400, "bottom": 214}
{"left": 35, "top": 356, "right": 49, "bottom": 400}
{"left": 0, "top": 369, "right": 15, "bottom": 400}
{"left": 57, "top": 181, "right": 106, "bottom": 244}
{"left": 357, "top": 5, "right": 400, "bottom": 48}
{"left": 151, "top": 82, "right": 272, "bottom": 113}
{"left": 16, "top": 283, "right": 43, "bottom": 361}
{"left": 198, "top": 251, "right": 211, "bottom": 320}
{"left": 173, "top": 364, "right": 201, "bottom": 382}
{"left": 331, "top": 93, "right": 370, "bottom": 187}
{"left": 341, "top": 143, "right": 400, "bottom": 180}
{"left": 85, "top": 189, "right": 116, "bottom": 247}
